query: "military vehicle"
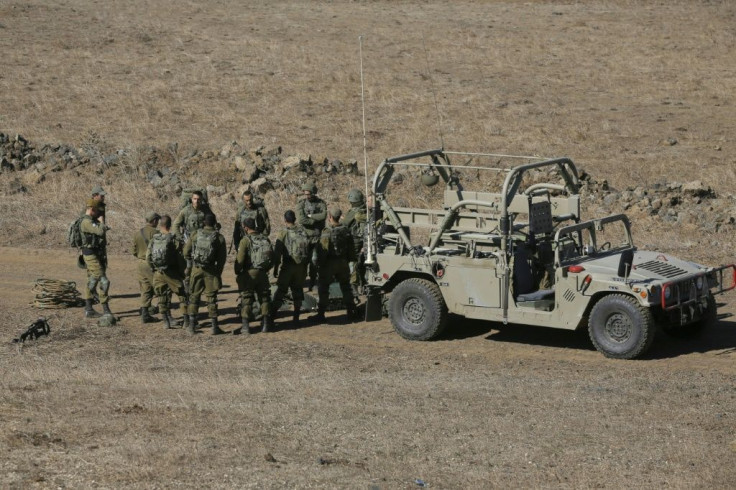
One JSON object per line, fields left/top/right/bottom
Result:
{"left": 362, "top": 148, "right": 735, "bottom": 359}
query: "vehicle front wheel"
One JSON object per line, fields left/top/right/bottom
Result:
{"left": 588, "top": 294, "right": 656, "bottom": 359}
{"left": 388, "top": 278, "right": 447, "bottom": 340}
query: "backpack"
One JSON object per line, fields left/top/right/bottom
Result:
{"left": 67, "top": 216, "right": 84, "bottom": 248}
{"left": 247, "top": 234, "right": 274, "bottom": 270}
{"left": 149, "top": 233, "right": 173, "bottom": 269}
{"left": 285, "top": 227, "right": 310, "bottom": 264}
{"left": 329, "top": 226, "right": 350, "bottom": 258}
{"left": 191, "top": 230, "right": 218, "bottom": 266}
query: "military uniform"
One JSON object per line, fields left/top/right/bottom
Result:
{"left": 314, "top": 221, "right": 357, "bottom": 320}
{"left": 296, "top": 189, "right": 327, "bottom": 287}
{"left": 342, "top": 199, "right": 367, "bottom": 296}
{"left": 147, "top": 231, "right": 189, "bottom": 329}
{"left": 232, "top": 200, "right": 271, "bottom": 249}
{"left": 183, "top": 225, "right": 227, "bottom": 334}
{"left": 235, "top": 232, "right": 274, "bottom": 333}
{"left": 132, "top": 222, "right": 158, "bottom": 320}
{"left": 272, "top": 224, "right": 310, "bottom": 324}
{"left": 174, "top": 203, "right": 214, "bottom": 290}
{"left": 80, "top": 214, "right": 111, "bottom": 314}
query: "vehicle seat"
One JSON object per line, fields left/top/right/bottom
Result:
{"left": 513, "top": 246, "right": 554, "bottom": 302}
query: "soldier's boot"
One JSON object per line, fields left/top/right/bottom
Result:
{"left": 162, "top": 312, "right": 172, "bottom": 329}
{"left": 84, "top": 299, "right": 102, "bottom": 318}
{"left": 211, "top": 317, "right": 224, "bottom": 335}
{"left": 234, "top": 318, "right": 250, "bottom": 336}
{"left": 187, "top": 315, "right": 197, "bottom": 335}
{"left": 182, "top": 314, "right": 190, "bottom": 330}
{"left": 307, "top": 277, "right": 315, "bottom": 292}
{"left": 351, "top": 284, "right": 360, "bottom": 301}
{"left": 308, "top": 308, "right": 326, "bottom": 322}
{"left": 261, "top": 315, "right": 273, "bottom": 333}
{"left": 292, "top": 302, "right": 302, "bottom": 328}
{"left": 102, "top": 303, "right": 113, "bottom": 316}
{"left": 347, "top": 305, "right": 360, "bottom": 323}
{"left": 271, "top": 301, "right": 283, "bottom": 319}
{"left": 140, "top": 307, "right": 156, "bottom": 324}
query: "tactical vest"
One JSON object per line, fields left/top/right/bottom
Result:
{"left": 80, "top": 216, "right": 104, "bottom": 250}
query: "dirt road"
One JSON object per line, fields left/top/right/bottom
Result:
{"left": 2, "top": 247, "right": 735, "bottom": 488}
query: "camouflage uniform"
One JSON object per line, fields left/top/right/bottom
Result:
{"left": 296, "top": 190, "right": 327, "bottom": 287}
{"left": 80, "top": 214, "right": 110, "bottom": 310}
{"left": 342, "top": 198, "right": 367, "bottom": 296}
{"left": 147, "top": 231, "right": 188, "bottom": 329}
{"left": 272, "top": 224, "right": 310, "bottom": 322}
{"left": 174, "top": 203, "right": 214, "bottom": 289}
{"left": 233, "top": 200, "right": 271, "bottom": 249}
{"left": 314, "top": 221, "right": 357, "bottom": 319}
{"left": 131, "top": 223, "right": 158, "bottom": 317}
{"left": 235, "top": 232, "right": 274, "bottom": 333}
{"left": 183, "top": 225, "right": 227, "bottom": 333}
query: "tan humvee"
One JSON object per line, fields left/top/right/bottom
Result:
{"left": 363, "top": 149, "right": 735, "bottom": 359}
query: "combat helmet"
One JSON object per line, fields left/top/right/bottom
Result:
{"left": 348, "top": 188, "right": 364, "bottom": 204}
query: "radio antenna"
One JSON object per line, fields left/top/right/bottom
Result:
{"left": 421, "top": 34, "right": 445, "bottom": 149}
{"left": 359, "top": 35, "right": 370, "bottom": 201}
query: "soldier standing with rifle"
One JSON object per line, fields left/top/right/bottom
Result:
{"left": 296, "top": 180, "right": 327, "bottom": 291}
{"left": 232, "top": 189, "right": 271, "bottom": 250}
{"left": 131, "top": 211, "right": 160, "bottom": 324}
{"left": 234, "top": 218, "right": 274, "bottom": 335}
{"left": 147, "top": 215, "right": 189, "bottom": 331}
{"left": 310, "top": 207, "right": 358, "bottom": 322}
{"left": 80, "top": 199, "right": 112, "bottom": 318}
{"left": 183, "top": 214, "right": 227, "bottom": 335}
{"left": 342, "top": 188, "right": 368, "bottom": 299}
{"left": 174, "top": 190, "right": 215, "bottom": 293}
{"left": 272, "top": 210, "right": 310, "bottom": 327}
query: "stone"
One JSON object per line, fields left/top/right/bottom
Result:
{"left": 251, "top": 177, "right": 272, "bottom": 194}
{"left": 682, "top": 180, "right": 713, "bottom": 198}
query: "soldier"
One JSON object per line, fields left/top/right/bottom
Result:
{"left": 147, "top": 215, "right": 189, "bottom": 330}
{"left": 131, "top": 211, "right": 160, "bottom": 324}
{"left": 80, "top": 199, "right": 112, "bottom": 318}
{"left": 342, "top": 188, "right": 368, "bottom": 299}
{"left": 234, "top": 218, "right": 274, "bottom": 335}
{"left": 295, "top": 180, "right": 327, "bottom": 291}
{"left": 183, "top": 214, "right": 227, "bottom": 335}
{"left": 91, "top": 185, "right": 106, "bottom": 223}
{"left": 232, "top": 189, "right": 271, "bottom": 249}
{"left": 310, "top": 207, "right": 358, "bottom": 322}
{"left": 173, "top": 190, "right": 215, "bottom": 290}
{"left": 272, "top": 210, "right": 311, "bottom": 327}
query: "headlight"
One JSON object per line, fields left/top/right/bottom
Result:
{"left": 695, "top": 276, "right": 704, "bottom": 290}
{"left": 663, "top": 286, "right": 672, "bottom": 300}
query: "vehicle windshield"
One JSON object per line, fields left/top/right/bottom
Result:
{"left": 554, "top": 214, "right": 634, "bottom": 264}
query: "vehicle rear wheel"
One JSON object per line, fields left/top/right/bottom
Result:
{"left": 661, "top": 295, "right": 716, "bottom": 338}
{"left": 588, "top": 294, "right": 655, "bottom": 359}
{"left": 388, "top": 278, "right": 447, "bottom": 340}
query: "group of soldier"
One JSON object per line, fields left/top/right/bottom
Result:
{"left": 77, "top": 181, "right": 368, "bottom": 336}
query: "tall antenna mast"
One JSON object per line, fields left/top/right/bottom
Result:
{"left": 359, "top": 35, "right": 370, "bottom": 200}
{"left": 421, "top": 35, "right": 445, "bottom": 149}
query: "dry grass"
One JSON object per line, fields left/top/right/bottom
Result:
{"left": 1, "top": 1, "right": 736, "bottom": 487}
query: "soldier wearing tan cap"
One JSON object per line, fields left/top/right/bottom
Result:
{"left": 132, "top": 211, "right": 161, "bottom": 323}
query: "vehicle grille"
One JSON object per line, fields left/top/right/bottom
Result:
{"left": 635, "top": 260, "right": 688, "bottom": 279}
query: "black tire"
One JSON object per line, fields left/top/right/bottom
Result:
{"left": 388, "top": 278, "right": 447, "bottom": 340}
{"left": 661, "top": 295, "right": 717, "bottom": 338}
{"left": 588, "top": 294, "right": 656, "bottom": 359}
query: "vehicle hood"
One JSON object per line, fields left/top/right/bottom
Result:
{"left": 577, "top": 250, "right": 709, "bottom": 283}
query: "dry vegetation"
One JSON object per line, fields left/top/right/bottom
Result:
{"left": 1, "top": 0, "right": 736, "bottom": 488}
